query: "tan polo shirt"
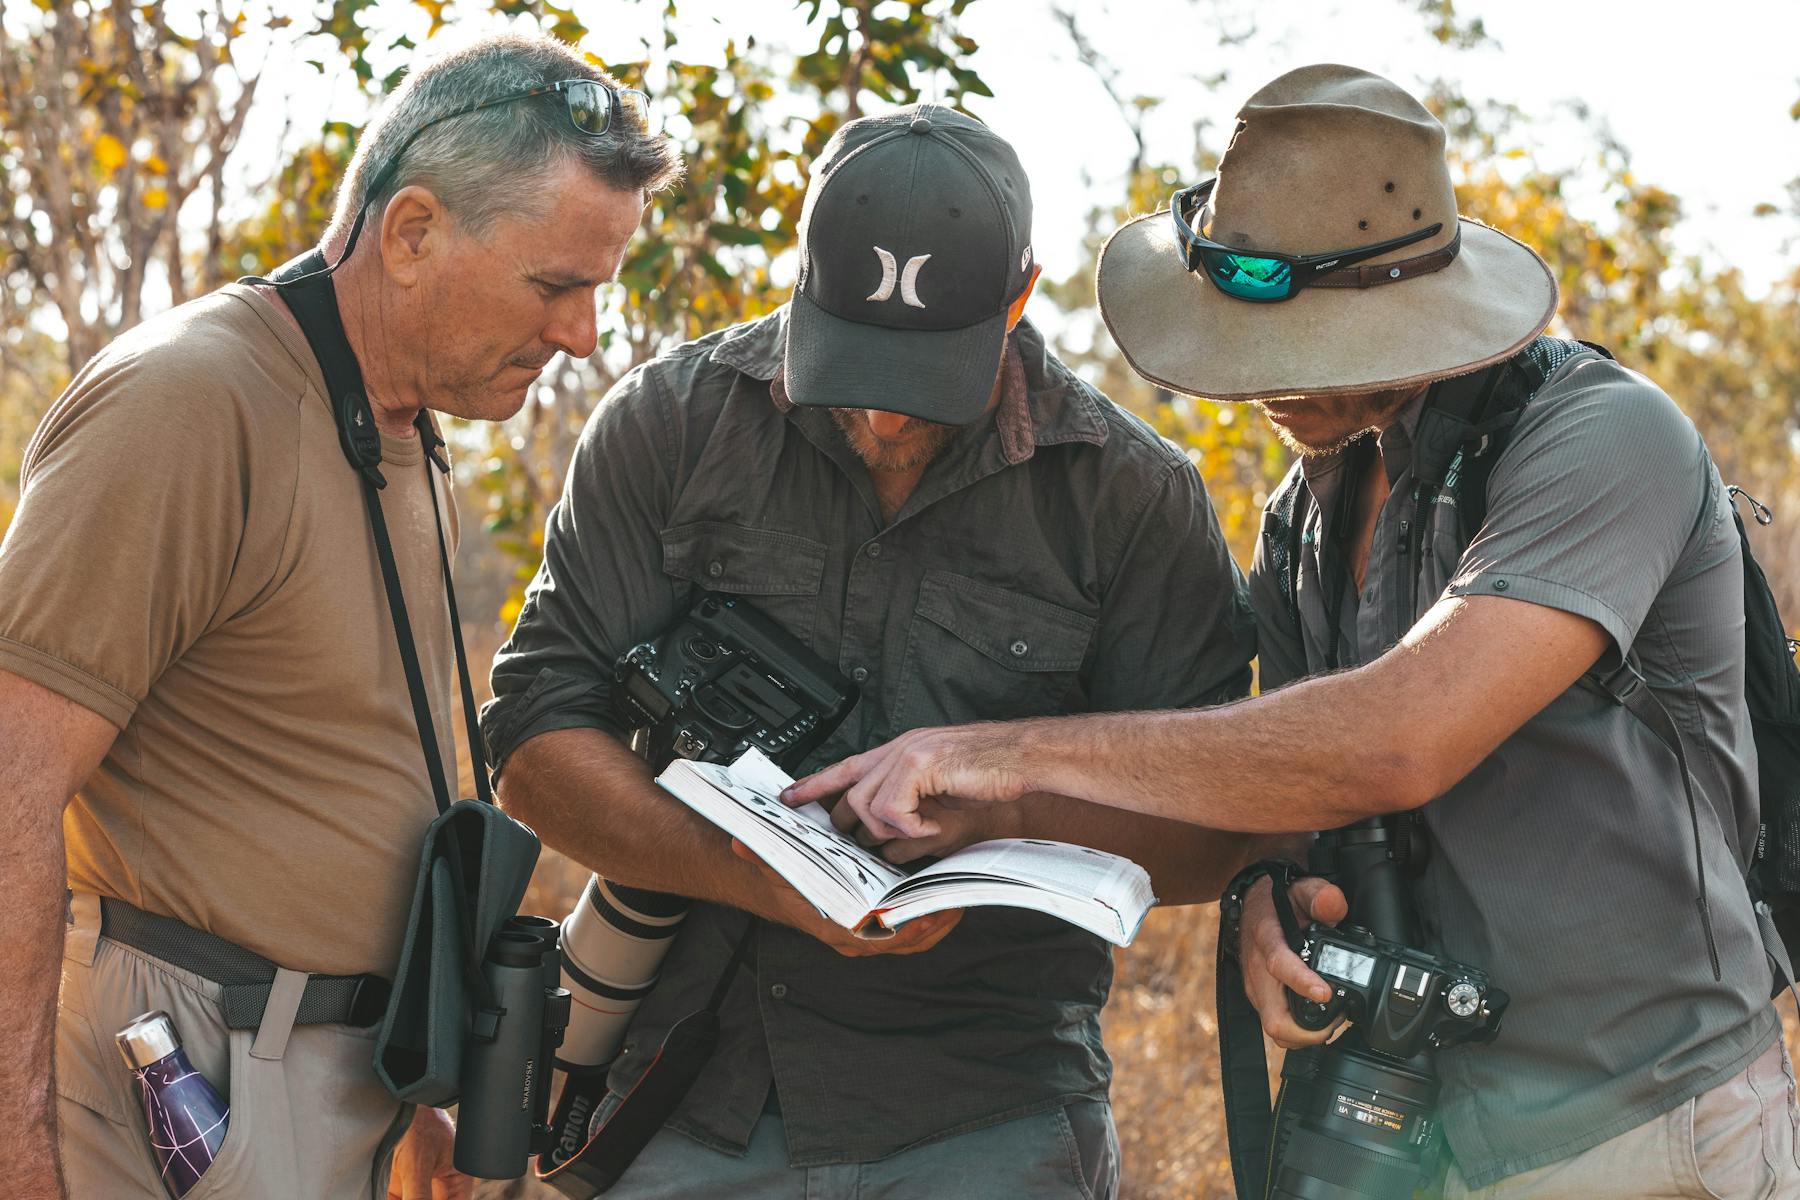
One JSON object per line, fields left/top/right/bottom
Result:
{"left": 0, "top": 284, "right": 458, "bottom": 977}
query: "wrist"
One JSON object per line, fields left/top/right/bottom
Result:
{"left": 1013, "top": 716, "right": 1075, "bottom": 799}
{"left": 1218, "top": 858, "right": 1304, "bottom": 964}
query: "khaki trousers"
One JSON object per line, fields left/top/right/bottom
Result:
{"left": 56, "top": 894, "right": 411, "bottom": 1200}
{"left": 1446, "top": 1038, "right": 1800, "bottom": 1199}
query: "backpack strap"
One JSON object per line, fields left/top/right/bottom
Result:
{"left": 1265, "top": 460, "right": 1308, "bottom": 636}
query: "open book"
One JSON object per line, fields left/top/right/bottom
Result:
{"left": 656, "top": 748, "right": 1155, "bottom": 947}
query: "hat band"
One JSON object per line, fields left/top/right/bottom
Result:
{"left": 1309, "top": 226, "right": 1461, "bottom": 290}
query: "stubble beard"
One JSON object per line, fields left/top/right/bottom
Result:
{"left": 829, "top": 409, "right": 962, "bottom": 473}
{"left": 1254, "top": 385, "right": 1426, "bottom": 458}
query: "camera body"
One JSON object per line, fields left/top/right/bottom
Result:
{"left": 1288, "top": 922, "right": 1506, "bottom": 1056}
{"left": 614, "top": 592, "right": 859, "bottom": 769}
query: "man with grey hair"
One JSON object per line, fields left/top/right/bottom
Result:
{"left": 0, "top": 30, "right": 677, "bottom": 1200}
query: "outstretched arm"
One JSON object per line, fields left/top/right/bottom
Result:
{"left": 785, "top": 593, "right": 1609, "bottom": 839}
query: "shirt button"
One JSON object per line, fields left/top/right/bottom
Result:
{"left": 1494, "top": 578, "right": 1509, "bottom": 591}
{"left": 866, "top": 542, "right": 883, "bottom": 559}
{"left": 1009, "top": 639, "right": 1029, "bottom": 657}
{"left": 851, "top": 666, "right": 869, "bottom": 683}
{"left": 707, "top": 559, "right": 724, "bottom": 578}
{"left": 770, "top": 983, "right": 788, "bottom": 1000}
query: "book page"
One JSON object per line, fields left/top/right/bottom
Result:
{"left": 660, "top": 754, "right": 905, "bottom": 921}
{"left": 877, "top": 838, "right": 1156, "bottom": 946}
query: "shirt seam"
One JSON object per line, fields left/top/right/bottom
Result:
{"left": 0, "top": 634, "right": 137, "bottom": 721}
{"left": 1098, "top": 460, "right": 1182, "bottom": 597}
{"left": 1451, "top": 568, "right": 1632, "bottom": 631}
{"left": 638, "top": 363, "right": 681, "bottom": 485}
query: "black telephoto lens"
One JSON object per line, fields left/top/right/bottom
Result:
{"left": 454, "top": 930, "right": 550, "bottom": 1179}
{"left": 1267, "top": 1036, "right": 1440, "bottom": 1199}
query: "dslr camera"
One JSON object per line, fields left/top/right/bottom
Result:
{"left": 1262, "top": 817, "right": 1508, "bottom": 1200}
{"left": 613, "top": 592, "right": 859, "bottom": 767}
{"left": 1288, "top": 923, "right": 1503, "bottom": 1049}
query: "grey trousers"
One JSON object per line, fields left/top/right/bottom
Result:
{"left": 604, "top": 1098, "right": 1119, "bottom": 1200}
{"left": 1445, "top": 1038, "right": 1800, "bottom": 1199}
{"left": 55, "top": 893, "right": 412, "bottom": 1200}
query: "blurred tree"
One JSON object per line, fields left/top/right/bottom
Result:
{"left": 0, "top": 0, "right": 269, "bottom": 378}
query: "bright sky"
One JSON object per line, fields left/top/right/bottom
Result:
{"left": 184, "top": 0, "right": 1800, "bottom": 305}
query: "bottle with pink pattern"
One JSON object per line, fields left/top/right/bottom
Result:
{"left": 116, "top": 1010, "right": 230, "bottom": 1198}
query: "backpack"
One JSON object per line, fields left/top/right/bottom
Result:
{"left": 1263, "top": 335, "right": 1800, "bottom": 988}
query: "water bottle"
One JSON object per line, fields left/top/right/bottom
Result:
{"left": 116, "top": 1010, "right": 230, "bottom": 1198}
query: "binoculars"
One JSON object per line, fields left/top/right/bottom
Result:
{"left": 454, "top": 914, "right": 573, "bottom": 1179}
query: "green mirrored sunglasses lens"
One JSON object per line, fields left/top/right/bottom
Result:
{"left": 564, "top": 81, "right": 609, "bottom": 133}
{"left": 1199, "top": 248, "right": 1293, "bottom": 300}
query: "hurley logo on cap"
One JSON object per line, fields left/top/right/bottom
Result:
{"left": 782, "top": 104, "right": 1036, "bottom": 427}
{"left": 867, "top": 247, "right": 933, "bottom": 308}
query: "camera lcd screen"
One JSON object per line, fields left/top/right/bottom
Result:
{"left": 1316, "top": 943, "right": 1377, "bottom": 987}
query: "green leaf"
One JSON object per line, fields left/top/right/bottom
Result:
{"left": 707, "top": 221, "right": 765, "bottom": 246}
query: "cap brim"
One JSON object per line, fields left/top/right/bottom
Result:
{"left": 783, "top": 290, "right": 1007, "bottom": 425}
{"left": 1096, "top": 212, "right": 1558, "bottom": 401}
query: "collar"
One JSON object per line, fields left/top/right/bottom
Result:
{"left": 711, "top": 305, "right": 1108, "bottom": 465}
{"left": 1295, "top": 384, "right": 1433, "bottom": 501}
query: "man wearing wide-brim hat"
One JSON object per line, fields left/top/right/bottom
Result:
{"left": 787, "top": 65, "right": 1797, "bottom": 1196}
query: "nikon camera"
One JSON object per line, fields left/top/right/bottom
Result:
{"left": 1266, "top": 818, "right": 1508, "bottom": 1199}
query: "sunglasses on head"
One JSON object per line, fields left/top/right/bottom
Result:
{"left": 1169, "top": 179, "right": 1455, "bottom": 303}
{"left": 364, "top": 79, "right": 654, "bottom": 208}
{"left": 327, "top": 79, "right": 654, "bottom": 268}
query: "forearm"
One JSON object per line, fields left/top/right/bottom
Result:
{"left": 1010, "top": 793, "right": 1277, "bottom": 905}
{"left": 496, "top": 726, "right": 774, "bottom": 913}
{"left": 1018, "top": 669, "right": 1427, "bottom": 833}
{"left": 0, "top": 786, "right": 71, "bottom": 1198}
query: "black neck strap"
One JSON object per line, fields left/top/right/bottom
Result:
{"left": 244, "top": 250, "right": 492, "bottom": 814}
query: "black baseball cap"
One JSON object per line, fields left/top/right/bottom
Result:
{"left": 783, "top": 104, "right": 1035, "bottom": 425}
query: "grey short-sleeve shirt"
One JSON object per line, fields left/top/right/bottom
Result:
{"left": 1249, "top": 344, "right": 1776, "bottom": 1186}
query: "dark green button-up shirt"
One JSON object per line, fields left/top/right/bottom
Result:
{"left": 482, "top": 308, "right": 1254, "bottom": 1164}
{"left": 1251, "top": 344, "right": 1776, "bottom": 1187}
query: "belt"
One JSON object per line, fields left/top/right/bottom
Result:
{"left": 98, "top": 896, "right": 392, "bottom": 1030}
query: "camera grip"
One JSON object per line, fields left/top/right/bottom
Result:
{"left": 1286, "top": 987, "right": 1344, "bottom": 1032}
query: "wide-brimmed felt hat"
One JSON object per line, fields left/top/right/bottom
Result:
{"left": 784, "top": 104, "right": 1035, "bottom": 425}
{"left": 1097, "top": 64, "right": 1558, "bottom": 401}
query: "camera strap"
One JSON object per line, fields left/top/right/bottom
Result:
{"left": 259, "top": 245, "right": 504, "bottom": 976}
{"left": 1216, "top": 860, "right": 1306, "bottom": 1200}
{"left": 249, "top": 249, "right": 493, "bottom": 815}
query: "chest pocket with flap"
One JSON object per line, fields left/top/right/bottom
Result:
{"left": 896, "top": 568, "right": 1097, "bottom": 726}
{"left": 660, "top": 520, "right": 827, "bottom": 643}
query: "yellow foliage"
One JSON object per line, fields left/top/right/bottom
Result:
{"left": 92, "top": 132, "right": 127, "bottom": 174}
{"left": 142, "top": 186, "right": 168, "bottom": 210}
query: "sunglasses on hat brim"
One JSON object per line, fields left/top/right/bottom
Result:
{"left": 1170, "top": 179, "right": 1453, "bottom": 303}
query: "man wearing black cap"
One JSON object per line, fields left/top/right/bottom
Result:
{"left": 481, "top": 104, "right": 1259, "bottom": 1196}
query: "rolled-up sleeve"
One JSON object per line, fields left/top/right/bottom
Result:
{"left": 1086, "top": 459, "right": 1256, "bottom": 712}
{"left": 480, "top": 365, "right": 681, "bottom": 774}
{"left": 1444, "top": 358, "right": 1715, "bottom": 660}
